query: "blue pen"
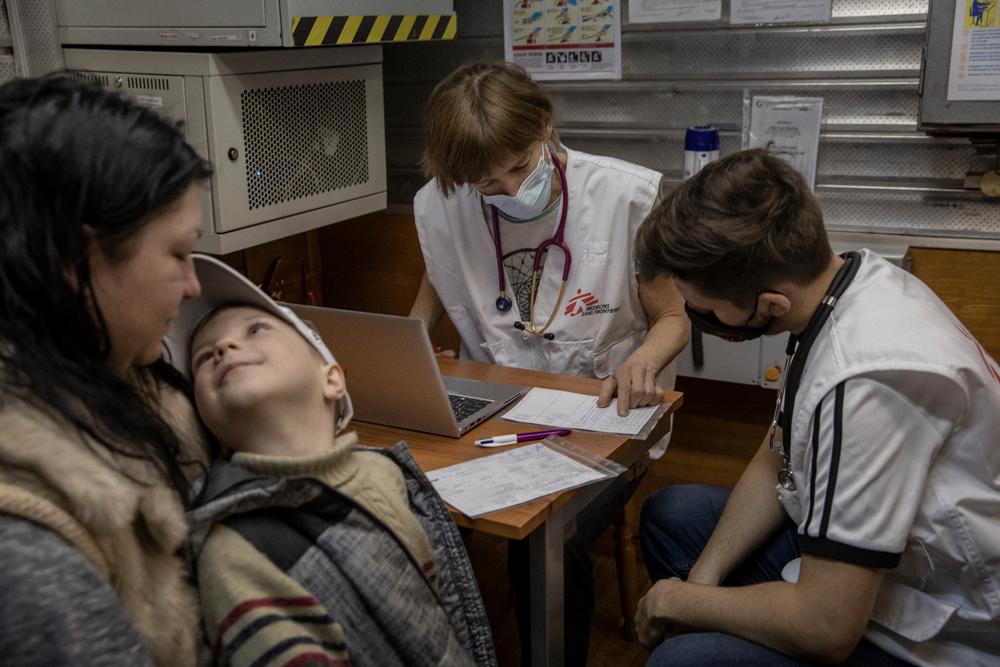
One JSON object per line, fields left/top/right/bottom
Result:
{"left": 475, "top": 428, "right": 572, "bottom": 447}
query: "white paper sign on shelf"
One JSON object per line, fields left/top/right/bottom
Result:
{"left": 628, "top": 0, "right": 721, "bottom": 24}
{"left": 947, "top": 0, "right": 1000, "bottom": 101}
{"left": 747, "top": 96, "right": 824, "bottom": 191}
{"left": 730, "top": 0, "right": 831, "bottom": 25}
{"left": 504, "top": 0, "right": 622, "bottom": 81}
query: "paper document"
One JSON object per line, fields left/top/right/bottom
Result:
{"left": 730, "top": 0, "right": 831, "bottom": 25}
{"left": 427, "top": 442, "right": 616, "bottom": 518}
{"left": 629, "top": 0, "right": 721, "bottom": 23}
{"left": 502, "top": 387, "right": 664, "bottom": 436}
{"left": 747, "top": 96, "right": 824, "bottom": 191}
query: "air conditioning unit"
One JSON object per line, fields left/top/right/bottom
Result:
{"left": 65, "top": 47, "right": 386, "bottom": 254}
{"left": 55, "top": 0, "right": 456, "bottom": 49}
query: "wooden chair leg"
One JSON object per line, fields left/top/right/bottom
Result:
{"left": 615, "top": 495, "right": 639, "bottom": 641}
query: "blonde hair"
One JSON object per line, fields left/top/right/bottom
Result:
{"left": 421, "top": 61, "right": 559, "bottom": 196}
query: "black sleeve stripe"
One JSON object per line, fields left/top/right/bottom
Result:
{"left": 819, "top": 381, "right": 846, "bottom": 539}
{"left": 797, "top": 535, "right": 901, "bottom": 569}
{"left": 803, "top": 400, "right": 822, "bottom": 535}
{"left": 249, "top": 636, "right": 346, "bottom": 667}
{"left": 224, "top": 612, "right": 338, "bottom": 661}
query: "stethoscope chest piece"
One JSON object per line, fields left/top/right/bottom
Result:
{"left": 495, "top": 295, "right": 512, "bottom": 312}
{"left": 513, "top": 320, "right": 556, "bottom": 340}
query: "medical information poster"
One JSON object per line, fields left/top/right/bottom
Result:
{"left": 730, "top": 0, "right": 831, "bottom": 25}
{"left": 628, "top": 0, "right": 721, "bottom": 24}
{"left": 504, "top": 0, "right": 622, "bottom": 80}
{"left": 948, "top": 0, "right": 1000, "bottom": 101}
{"left": 747, "top": 96, "right": 824, "bottom": 191}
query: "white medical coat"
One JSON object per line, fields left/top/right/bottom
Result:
{"left": 776, "top": 250, "right": 1000, "bottom": 666}
{"left": 414, "top": 146, "right": 676, "bottom": 399}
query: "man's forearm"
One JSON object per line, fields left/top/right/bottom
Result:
{"left": 688, "top": 437, "right": 787, "bottom": 585}
{"left": 656, "top": 578, "right": 851, "bottom": 662}
{"left": 645, "top": 552, "right": 883, "bottom": 663}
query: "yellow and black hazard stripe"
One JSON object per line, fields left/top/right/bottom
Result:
{"left": 291, "top": 14, "right": 457, "bottom": 47}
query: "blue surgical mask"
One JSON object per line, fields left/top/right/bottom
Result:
{"left": 481, "top": 145, "right": 554, "bottom": 222}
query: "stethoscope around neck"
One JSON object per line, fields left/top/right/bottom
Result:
{"left": 490, "top": 146, "right": 571, "bottom": 341}
{"left": 772, "top": 251, "right": 862, "bottom": 491}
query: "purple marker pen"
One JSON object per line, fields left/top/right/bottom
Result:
{"left": 474, "top": 428, "right": 572, "bottom": 447}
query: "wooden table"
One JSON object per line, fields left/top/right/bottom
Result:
{"left": 352, "top": 357, "right": 683, "bottom": 666}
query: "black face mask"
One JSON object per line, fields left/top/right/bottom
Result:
{"left": 684, "top": 299, "right": 774, "bottom": 342}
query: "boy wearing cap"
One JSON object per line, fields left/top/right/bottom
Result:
{"left": 171, "top": 255, "right": 495, "bottom": 667}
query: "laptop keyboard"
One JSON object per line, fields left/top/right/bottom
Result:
{"left": 448, "top": 394, "right": 492, "bottom": 422}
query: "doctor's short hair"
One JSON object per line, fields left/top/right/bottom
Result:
{"left": 635, "top": 148, "right": 832, "bottom": 308}
{"left": 422, "top": 61, "right": 560, "bottom": 196}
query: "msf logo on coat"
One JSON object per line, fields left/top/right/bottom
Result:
{"left": 564, "top": 289, "right": 620, "bottom": 317}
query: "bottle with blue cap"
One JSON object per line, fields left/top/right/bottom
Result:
{"left": 683, "top": 125, "right": 720, "bottom": 180}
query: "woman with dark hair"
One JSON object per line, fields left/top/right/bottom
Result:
{"left": 0, "top": 75, "right": 213, "bottom": 665}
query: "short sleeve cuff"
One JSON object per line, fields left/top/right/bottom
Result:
{"left": 797, "top": 535, "right": 901, "bottom": 568}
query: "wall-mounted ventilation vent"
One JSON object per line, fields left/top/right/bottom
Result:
{"left": 241, "top": 79, "right": 369, "bottom": 211}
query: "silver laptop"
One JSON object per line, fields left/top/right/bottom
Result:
{"left": 287, "top": 305, "right": 524, "bottom": 437}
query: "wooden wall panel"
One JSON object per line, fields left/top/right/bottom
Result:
{"left": 316, "top": 211, "right": 461, "bottom": 351}
{"left": 907, "top": 247, "right": 1000, "bottom": 360}
{"left": 219, "top": 231, "right": 320, "bottom": 305}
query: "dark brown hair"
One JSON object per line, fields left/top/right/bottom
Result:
{"left": 635, "top": 148, "right": 832, "bottom": 307}
{"left": 421, "top": 61, "right": 560, "bottom": 196}
{"left": 0, "top": 74, "right": 212, "bottom": 498}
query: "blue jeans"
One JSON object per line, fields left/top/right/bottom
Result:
{"left": 639, "top": 485, "right": 912, "bottom": 667}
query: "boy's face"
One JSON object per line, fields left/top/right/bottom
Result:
{"left": 189, "top": 305, "right": 343, "bottom": 442}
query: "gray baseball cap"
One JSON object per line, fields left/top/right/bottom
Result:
{"left": 165, "top": 254, "right": 353, "bottom": 433}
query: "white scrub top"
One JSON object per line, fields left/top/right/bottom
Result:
{"left": 414, "top": 147, "right": 676, "bottom": 448}
{"left": 776, "top": 250, "right": 1000, "bottom": 666}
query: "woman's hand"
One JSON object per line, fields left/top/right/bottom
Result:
{"left": 598, "top": 274, "right": 689, "bottom": 416}
{"left": 597, "top": 358, "right": 663, "bottom": 415}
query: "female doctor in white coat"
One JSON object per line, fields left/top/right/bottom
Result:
{"left": 408, "top": 61, "right": 690, "bottom": 666}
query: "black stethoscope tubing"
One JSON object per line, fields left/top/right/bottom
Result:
{"left": 779, "top": 251, "right": 862, "bottom": 467}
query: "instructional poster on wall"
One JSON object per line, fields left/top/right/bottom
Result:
{"left": 947, "top": 0, "right": 1000, "bottom": 101}
{"left": 504, "top": 0, "right": 622, "bottom": 80}
{"left": 747, "top": 96, "right": 823, "bottom": 191}
{"left": 628, "top": 0, "right": 721, "bottom": 23}
{"left": 730, "top": 0, "right": 831, "bottom": 25}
